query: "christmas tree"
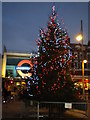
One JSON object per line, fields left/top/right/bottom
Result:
{"left": 30, "top": 6, "right": 81, "bottom": 102}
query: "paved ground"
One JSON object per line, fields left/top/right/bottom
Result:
{"left": 3, "top": 116, "right": 86, "bottom": 120}
{"left": 2, "top": 100, "right": 90, "bottom": 119}
{"left": 2, "top": 94, "right": 90, "bottom": 120}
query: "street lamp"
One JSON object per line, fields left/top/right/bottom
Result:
{"left": 76, "top": 34, "right": 83, "bottom": 42}
{"left": 82, "top": 60, "right": 87, "bottom": 99}
{"left": 76, "top": 20, "right": 86, "bottom": 100}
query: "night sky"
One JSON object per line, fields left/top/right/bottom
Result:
{"left": 2, "top": 2, "right": 88, "bottom": 53}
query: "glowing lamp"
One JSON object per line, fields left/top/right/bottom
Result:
{"left": 83, "top": 60, "right": 87, "bottom": 63}
{"left": 76, "top": 34, "right": 83, "bottom": 41}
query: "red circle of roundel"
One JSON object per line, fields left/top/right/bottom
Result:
{"left": 17, "top": 60, "right": 33, "bottom": 77}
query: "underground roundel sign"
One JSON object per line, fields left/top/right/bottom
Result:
{"left": 16, "top": 60, "right": 33, "bottom": 78}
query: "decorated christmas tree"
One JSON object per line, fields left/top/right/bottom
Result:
{"left": 29, "top": 6, "right": 81, "bottom": 102}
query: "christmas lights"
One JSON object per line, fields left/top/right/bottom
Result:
{"left": 27, "top": 5, "right": 82, "bottom": 102}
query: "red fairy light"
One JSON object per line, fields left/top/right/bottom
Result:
{"left": 51, "top": 16, "right": 53, "bottom": 20}
{"left": 36, "top": 86, "right": 38, "bottom": 89}
{"left": 64, "top": 70, "right": 65, "bottom": 74}
{"left": 49, "top": 22, "right": 51, "bottom": 27}
{"left": 51, "top": 66, "right": 53, "bottom": 70}
{"left": 49, "top": 29, "right": 51, "bottom": 33}
{"left": 47, "top": 32, "right": 49, "bottom": 36}
{"left": 54, "top": 16, "right": 56, "bottom": 20}
{"left": 38, "top": 91, "right": 40, "bottom": 93}
{"left": 52, "top": 86, "right": 54, "bottom": 90}
{"left": 54, "top": 83, "right": 56, "bottom": 86}
{"left": 52, "top": 5, "right": 55, "bottom": 11}
{"left": 56, "top": 66, "right": 58, "bottom": 69}
{"left": 65, "top": 50, "right": 67, "bottom": 53}
{"left": 66, "top": 35, "right": 69, "bottom": 40}
{"left": 52, "top": 18, "right": 54, "bottom": 23}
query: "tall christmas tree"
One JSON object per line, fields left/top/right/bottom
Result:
{"left": 30, "top": 6, "right": 81, "bottom": 102}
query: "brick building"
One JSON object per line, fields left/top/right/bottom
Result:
{"left": 70, "top": 41, "right": 90, "bottom": 91}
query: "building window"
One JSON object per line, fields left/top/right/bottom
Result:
{"left": 88, "top": 62, "right": 90, "bottom": 69}
{"left": 6, "top": 69, "right": 13, "bottom": 77}
{"left": 84, "top": 63, "right": 87, "bottom": 69}
{"left": 80, "top": 62, "right": 82, "bottom": 69}
{"left": 74, "top": 52, "right": 78, "bottom": 60}
{"left": 88, "top": 54, "right": 90, "bottom": 61}
{"left": 75, "top": 71, "right": 82, "bottom": 75}
{"left": 80, "top": 53, "right": 82, "bottom": 60}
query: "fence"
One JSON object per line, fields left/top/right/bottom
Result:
{"left": 37, "top": 101, "right": 89, "bottom": 120}
{"left": 2, "top": 99, "right": 90, "bottom": 120}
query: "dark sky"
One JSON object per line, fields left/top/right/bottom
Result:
{"left": 0, "top": 2, "right": 2, "bottom": 54}
{"left": 2, "top": 2, "right": 88, "bottom": 53}
{"left": 88, "top": 2, "right": 90, "bottom": 41}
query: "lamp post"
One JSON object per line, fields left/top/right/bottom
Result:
{"left": 82, "top": 60, "right": 87, "bottom": 99}
{"left": 76, "top": 20, "right": 86, "bottom": 100}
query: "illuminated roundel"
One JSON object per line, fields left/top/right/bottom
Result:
{"left": 16, "top": 60, "right": 33, "bottom": 78}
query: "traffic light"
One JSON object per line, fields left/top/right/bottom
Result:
{"left": 10, "top": 80, "right": 13, "bottom": 84}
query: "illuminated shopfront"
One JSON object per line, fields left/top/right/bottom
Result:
{"left": 2, "top": 50, "right": 90, "bottom": 92}
{"left": 2, "top": 52, "right": 33, "bottom": 78}
{"left": 74, "top": 79, "right": 89, "bottom": 90}
{"left": 2, "top": 52, "right": 33, "bottom": 92}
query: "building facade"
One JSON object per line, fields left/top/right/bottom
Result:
{"left": 70, "top": 41, "right": 90, "bottom": 91}
{"left": 2, "top": 51, "right": 33, "bottom": 93}
{"left": 2, "top": 41, "right": 90, "bottom": 93}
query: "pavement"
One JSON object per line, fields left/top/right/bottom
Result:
{"left": 2, "top": 95, "right": 90, "bottom": 120}
{"left": 64, "top": 109, "right": 87, "bottom": 118}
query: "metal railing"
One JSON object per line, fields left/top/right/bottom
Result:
{"left": 37, "top": 101, "right": 88, "bottom": 120}
{"left": 2, "top": 98, "right": 90, "bottom": 119}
